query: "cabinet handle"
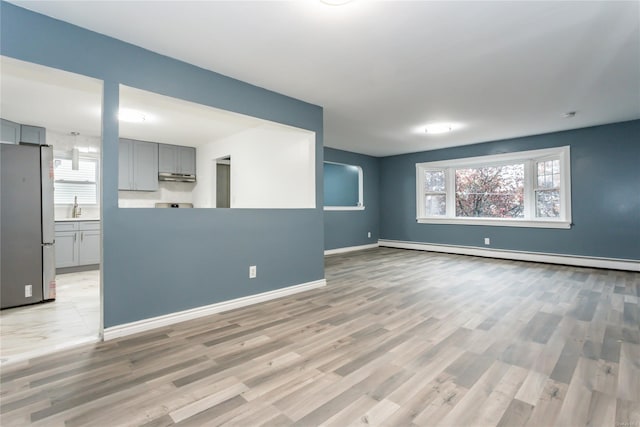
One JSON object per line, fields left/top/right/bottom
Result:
{"left": 74, "top": 233, "right": 77, "bottom": 242}
{"left": 81, "top": 232, "right": 84, "bottom": 241}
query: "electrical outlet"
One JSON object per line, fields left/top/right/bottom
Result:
{"left": 25, "top": 285, "right": 32, "bottom": 298}
{"left": 367, "top": 232, "right": 371, "bottom": 238}
{"left": 484, "top": 238, "right": 490, "bottom": 245}
{"left": 249, "top": 265, "right": 257, "bottom": 279}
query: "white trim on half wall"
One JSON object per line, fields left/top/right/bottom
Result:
{"left": 103, "top": 279, "right": 326, "bottom": 340}
{"left": 378, "top": 239, "right": 640, "bottom": 272}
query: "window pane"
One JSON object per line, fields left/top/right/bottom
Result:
{"left": 455, "top": 164, "right": 524, "bottom": 218}
{"left": 54, "top": 182, "right": 97, "bottom": 204}
{"left": 53, "top": 157, "right": 97, "bottom": 205}
{"left": 54, "top": 158, "right": 96, "bottom": 182}
{"left": 425, "top": 194, "right": 446, "bottom": 216}
{"left": 424, "top": 170, "right": 445, "bottom": 192}
{"left": 536, "top": 189, "right": 560, "bottom": 217}
{"left": 536, "top": 159, "right": 560, "bottom": 189}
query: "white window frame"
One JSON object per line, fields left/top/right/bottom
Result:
{"left": 416, "top": 146, "right": 571, "bottom": 229}
{"left": 54, "top": 153, "right": 100, "bottom": 206}
{"left": 324, "top": 161, "right": 365, "bottom": 211}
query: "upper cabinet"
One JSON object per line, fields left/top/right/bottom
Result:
{"left": 118, "top": 138, "right": 158, "bottom": 191}
{"left": 158, "top": 144, "right": 196, "bottom": 177}
{"left": 1, "top": 119, "right": 46, "bottom": 145}
{"left": 20, "top": 125, "right": 47, "bottom": 145}
{"left": 1, "top": 119, "right": 20, "bottom": 144}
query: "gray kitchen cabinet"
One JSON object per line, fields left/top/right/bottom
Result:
{"left": 78, "top": 223, "right": 100, "bottom": 265}
{"left": 119, "top": 138, "right": 158, "bottom": 191}
{"left": 55, "top": 230, "right": 77, "bottom": 268}
{"left": 158, "top": 144, "right": 196, "bottom": 176}
{"left": 20, "top": 124, "right": 47, "bottom": 145}
{"left": 55, "top": 221, "right": 100, "bottom": 268}
{"left": 1, "top": 119, "right": 20, "bottom": 144}
{"left": 179, "top": 146, "right": 196, "bottom": 175}
{"left": 158, "top": 143, "right": 177, "bottom": 173}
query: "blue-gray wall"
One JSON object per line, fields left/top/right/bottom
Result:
{"left": 324, "top": 147, "right": 380, "bottom": 251}
{"left": 324, "top": 162, "right": 359, "bottom": 207}
{"left": 380, "top": 120, "right": 640, "bottom": 260}
{"left": 1, "top": 2, "right": 325, "bottom": 327}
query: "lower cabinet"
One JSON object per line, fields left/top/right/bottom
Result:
{"left": 55, "top": 231, "right": 78, "bottom": 267}
{"left": 78, "top": 228, "right": 100, "bottom": 265}
{"left": 55, "top": 221, "right": 100, "bottom": 268}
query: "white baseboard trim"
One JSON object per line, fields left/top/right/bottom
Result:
{"left": 379, "top": 239, "right": 640, "bottom": 272}
{"left": 103, "top": 279, "right": 327, "bottom": 341}
{"left": 325, "top": 243, "right": 380, "bottom": 256}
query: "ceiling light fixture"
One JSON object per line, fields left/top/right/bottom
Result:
{"left": 320, "top": 0, "right": 353, "bottom": 5}
{"left": 563, "top": 111, "right": 576, "bottom": 118}
{"left": 425, "top": 123, "right": 453, "bottom": 134}
{"left": 118, "top": 108, "right": 148, "bottom": 123}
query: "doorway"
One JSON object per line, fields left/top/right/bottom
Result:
{"left": 0, "top": 57, "right": 103, "bottom": 365}
{"left": 216, "top": 157, "right": 231, "bottom": 208}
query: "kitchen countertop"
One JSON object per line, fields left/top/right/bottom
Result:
{"left": 55, "top": 218, "right": 101, "bottom": 222}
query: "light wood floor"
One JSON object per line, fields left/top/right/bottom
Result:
{"left": 0, "top": 248, "right": 638, "bottom": 426}
{"left": 0, "top": 270, "right": 100, "bottom": 365}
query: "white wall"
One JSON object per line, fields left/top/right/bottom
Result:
{"left": 118, "top": 182, "right": 195, "bottom": 207}
{"left": 192, "top": 124, "right": 315, "bottom": 209}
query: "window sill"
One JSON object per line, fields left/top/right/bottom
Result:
{"left": 416, "top": 217, "right": 571, "bottom": 229}
{"left": 324, "top": 206, "right": 365, "bottom": 211}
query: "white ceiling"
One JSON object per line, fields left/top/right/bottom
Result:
{"left": 6, "top": 0, "right": 640, "bottom": 156}
{"left": 0, "top": 56, "right": 269, "bottom": 147}
{"left": 0, "top": 56, "right": 103, "bottom": 138}
{"left": 119, "top": 85, "right": 266, "bottom": 147}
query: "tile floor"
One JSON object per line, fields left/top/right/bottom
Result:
{"left": 0, "top": 270, "right": 100, "bottom": 365}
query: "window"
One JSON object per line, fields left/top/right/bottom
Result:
{"left": 54, "top": 157, "right": 98, "bottom": 205}
{"left": 324, "top": 161, "right": 364, "bottom": 210}
{"left": 416, "top": 146, "right": 571, "bottom": 228}
{"left": 455, "top": 164, "right": 525, "bottom": 218}
{"left": 535, "top": 159, "right": 561, "bottom": 218}
{"left": 423, "top": 169, "right": 446, "bottom": 216}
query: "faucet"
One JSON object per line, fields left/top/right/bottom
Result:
{"left": 72, "top": 196, "right": 82, "bottom": 218}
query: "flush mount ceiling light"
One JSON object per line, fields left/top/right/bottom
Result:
{"left": 118, "top": 108, "right": 149, "bottom": 123}
{"left": 563, "top": 111, "right": 577, "bottom": 118}
{"left": 320, "top": 0, "right": 353, "bottom": 5}
{"left": 425, "top": 123, "right": 454, "bottom": 134}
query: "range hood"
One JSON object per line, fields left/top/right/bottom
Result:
{"left": 155, "top": 202, "right": 193, "bottom": 208}
{"left": 158, "top": 172, "right": 196, "bottom": 183}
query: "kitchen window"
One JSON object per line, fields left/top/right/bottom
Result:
{"left": 416, "top": 146, "right": 571, "bottom": 228}
{"left": 53, "top": 156, "right": 98, "bottom": 205}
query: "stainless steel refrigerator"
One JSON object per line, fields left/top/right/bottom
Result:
{"left": 1, "top": 143, "right": 56, "bottom": 309}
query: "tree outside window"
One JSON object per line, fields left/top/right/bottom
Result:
{"left": 455, "top": 164, "right": 524, "bottom": 218}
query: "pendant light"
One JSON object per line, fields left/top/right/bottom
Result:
{"left": 71, "top": 132, "right": 80, "bottom": 170}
